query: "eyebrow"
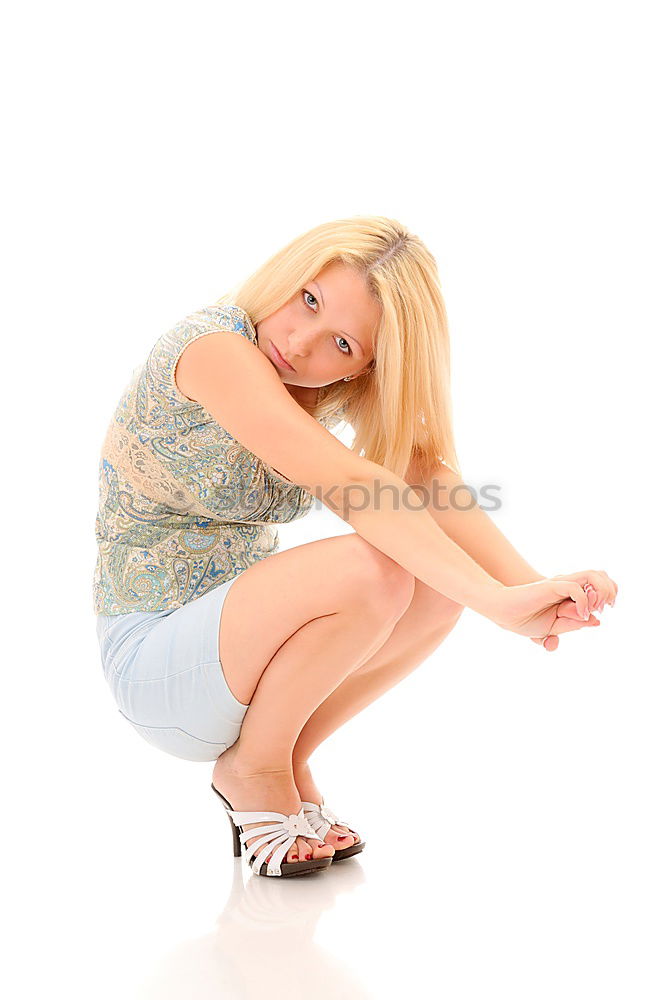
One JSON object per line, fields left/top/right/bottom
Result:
{"left": 312, "top": 279, "right": 366, "bottom": 358}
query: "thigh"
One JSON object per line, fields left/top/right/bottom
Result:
{"left": 218, "top": 533, "right": 415, "bottom": 707}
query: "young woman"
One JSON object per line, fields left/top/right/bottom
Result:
{"left": 94, "top": 215, "right": 617, "bottom": 879}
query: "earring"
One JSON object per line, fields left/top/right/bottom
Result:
{"left": 343, "top": 376, "right": 352, "bottom": 381}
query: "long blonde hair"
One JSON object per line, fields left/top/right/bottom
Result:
{"left": 216, "top": 215, "right": 461, "bottom": 481}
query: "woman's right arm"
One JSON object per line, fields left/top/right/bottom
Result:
{"left": 175, "top": 331, "right": 593, "bottom": 631}
{"left": 338, "top": 462, "right": 598, "bottom": 632}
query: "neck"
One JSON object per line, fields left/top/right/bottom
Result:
{"left": 287, "top": 386, "right": 320, "bottom": 408}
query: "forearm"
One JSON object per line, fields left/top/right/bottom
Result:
{"left": 343, "top": 464, "right": 506, "bottom": 618}
{"left": 408, "top": 462, "right": 545, "bottom": 587}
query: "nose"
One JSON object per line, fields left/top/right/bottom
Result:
{"left": 288, "top": 328, "right": 322, "bottom": 357}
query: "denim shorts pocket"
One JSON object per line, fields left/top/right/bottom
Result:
{"left": 118, "top": 709, "right": 228, "bottom": 762}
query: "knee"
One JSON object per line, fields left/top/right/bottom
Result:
{"left": 347, "top": 535, "right": 416, "bottom": 620}
{"left": 418, "top": 581, "right": 464, "bottom": 617}
{"left": 421, "top": 591, "right": 465, "bottom": 634}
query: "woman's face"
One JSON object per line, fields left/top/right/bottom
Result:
{"left": 255, "top": 262, "right": 381, "bottom": 394}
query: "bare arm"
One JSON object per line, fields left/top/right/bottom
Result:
{"left": 338, "top": 462, "right": 510, "bottom": 616}
{"left": 175, "top": 333, "right": 591, "bottom": 632}
{"left": 403, "top": 458, "right": 546, "bottom": 586}
{"left": 175, "top": 331, "right": 506, "bottom": 619}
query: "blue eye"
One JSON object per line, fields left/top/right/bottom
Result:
{"left": 302, "top": 289, "right": 353, "bottom": 357}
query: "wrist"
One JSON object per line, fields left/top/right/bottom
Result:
{"left": 470, "top": 580, "right": 508, "bottom": 619}
{"left": 496, "top": 568, "right": 547, "bottom": 587}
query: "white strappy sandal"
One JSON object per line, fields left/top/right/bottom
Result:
{"left": 301, "top": 799, "right": 366, "bottom": 861}
{"left": 211, "top": 784, "right": 333, "bottom": 877}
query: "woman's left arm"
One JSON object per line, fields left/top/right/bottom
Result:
{"left": 405, "top": 458, "right": 545, "bottom": 587}
{"left": 404, "top": 458, "right": 610, "bottom": 649}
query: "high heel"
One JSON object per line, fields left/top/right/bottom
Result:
{"left": 211, "top": 784, "right": 334, "bottom": 877}
{"left": 301, "top": 799, "right": 366, "bottom": 861}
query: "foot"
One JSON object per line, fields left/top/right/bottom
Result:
{"left": 293, "top": 759, "right": 362, "bottom": 850}
{"left": 212, "top": 744, "right": 334, "bottom": 867}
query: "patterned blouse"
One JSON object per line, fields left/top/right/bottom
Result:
{"left": 93, "top": 303, "right": 347, "bottom": 615}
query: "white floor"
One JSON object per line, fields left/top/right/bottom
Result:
{"left": 7, "top": 583, "right": 661, "bottom": 1000}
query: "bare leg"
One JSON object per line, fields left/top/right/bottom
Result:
{"left": 212, "top": 549, "right": 415, "bottom": 866}
{"left": 291, "top": 580, "right": 465, "bottom": 843}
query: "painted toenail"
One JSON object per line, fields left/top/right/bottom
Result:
{"left": 306, "top": 854, "right": 312, "bottom": 860}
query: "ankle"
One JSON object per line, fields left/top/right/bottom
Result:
{"left": 221, "top": 747, "right": 294, "bottom": 779}
{"left": 233, "top": 764, "right": 294, "bottom": 779}
{"left": 292, "top": 770, "right": 323, "bottom": 805}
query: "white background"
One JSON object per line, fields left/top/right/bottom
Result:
{"left": 2, "top": 1, "right": 662, "bottom": 998}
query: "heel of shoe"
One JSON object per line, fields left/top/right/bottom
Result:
{"left": 211, "top": 783, "right": 242, "bottom": 858}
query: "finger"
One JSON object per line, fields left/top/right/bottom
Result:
{"left": 595, "top": 570, "right": 617, "bottom": 606}
{"left": 555, "top": 572, "right": 615, "bottom": 610}
{"left": 588, "top": 586, "right": 605, "bottom": 613}
{"left": 548, "top": 613, "right": 600, "bottom": 636}
{"left": 591, "top": 571, "right": 618, "bottom": 608}
{"left": 556, "top": 598, "right": 581, "bottom": 618}
{"left": 533, "top": 634, "right": 558, "bottom": 650}
{"left": 585, "top": 573, "right": 613, "bottom": 608}
{"left": 555, "top": 596, "right": 589, "bottom": 621}
{"left": 551, "top": 581, "right": 589, "bottom": 619}
{"left": 583, "top": 584, "right": 599, "bottom": 611}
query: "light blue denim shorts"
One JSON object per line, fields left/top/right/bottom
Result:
{"left": 95, "top": 578, "right": 250, "bottom": 763}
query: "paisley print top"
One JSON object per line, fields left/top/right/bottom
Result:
{"left": 93, "top": 303, "right": 347, "bottom": 614}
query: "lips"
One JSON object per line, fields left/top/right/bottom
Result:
{"left": 270, "top": 341, "right": 295, "bottom": 371}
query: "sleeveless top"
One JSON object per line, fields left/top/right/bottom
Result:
{"left": 93, "top": 303, "right": 348, "bottom": 615}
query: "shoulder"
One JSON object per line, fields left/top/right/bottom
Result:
{"left": 141, "top": 303, "right": 258, "bottom": 417}
{"left": 194, "top": 303, "right": 258, "bottom": 344}
{"left": 151, "top": 303, "right": 257, "bottom": 366}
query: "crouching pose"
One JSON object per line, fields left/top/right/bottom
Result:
{"left": 93, "top": 215, "right": 618, "bottom": 878}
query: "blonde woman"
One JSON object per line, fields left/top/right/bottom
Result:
{"left": 94, "top": 215, "right": 617, "bottom": 879}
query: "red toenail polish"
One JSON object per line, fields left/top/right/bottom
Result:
{"left": 306, "top": 854, "right": 312, "bottom": 860}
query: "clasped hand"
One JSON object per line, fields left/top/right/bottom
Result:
{"left": 489, "top": 570, "right": 618, "bottom": 653}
